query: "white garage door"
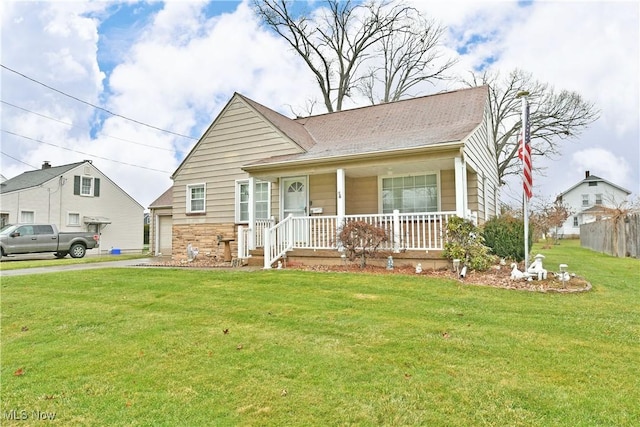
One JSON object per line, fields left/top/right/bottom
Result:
{"left": 158, "top": 215, "right": 173, "bottom": 255}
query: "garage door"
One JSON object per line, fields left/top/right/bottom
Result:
{"left": 158, "top": 215, "right": 173, "bottom": 255}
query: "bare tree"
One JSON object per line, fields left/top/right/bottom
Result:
{"left": 531, "top": 198, "right": 572, "bottom": 245}
{"left": 464, "top": 69, "right": 600, "bottom": 182}
{"left": 253, "top": 0, "right": 455, "bottom": 112}
{"left": 359, "top": 13, "right": 457, "bottom": 104}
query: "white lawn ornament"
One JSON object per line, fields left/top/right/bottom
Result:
{"left": 510, "top": 263, "right": 526, "bottom": 280}
{"left": 527, "top": 254, "right": 548, "bottom": 280}
{"left": 556, "top": 264, "right": 571, "bottom": 284}
{"left": 187, "top": 243, "right": 199, "bottom": 261}
{"left": 415, "top": 263, "right": 423, "bottom": 274}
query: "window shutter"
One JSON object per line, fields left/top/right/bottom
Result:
{"left": 74, "top": 176, "right": 80, "bottom": 195}
{"left": 94, "top": 178, "right": 101, "bottom": 197}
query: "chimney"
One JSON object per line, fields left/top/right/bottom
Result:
{"left": 42, "top": 161, "right": 52, "bottom": 169}
{"left": 585, "top": 170, "right": 590, "bottom": 179}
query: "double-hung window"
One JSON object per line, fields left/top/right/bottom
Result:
{"left": 236, "top": 180, "right": 270, "bottom": 223}
{"left": 187, "top": 184, "right": 206, "bottom": 213}
{"left": 73, "top": 175, "right": 100, "bottom": 197}
{"left": 68, "top": 212, "right": 81, "bottom": 226}
{"left": 81, "top": 177, "right": 92, "bottom": 195}
{"left": 581, "top": 194, "right": 589, "bottom": 207}
{"left": 20, "top": 210, "right": 35, "bottom": 224}
{"left": 381, "top": 174, "right": 438, "bottom": 213}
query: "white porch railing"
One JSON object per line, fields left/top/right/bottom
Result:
{"left": 261, "top": 210, "right": 456, "bottom": 268}
{"left": 238, "top": 218, "right": 275, "bottom": 260}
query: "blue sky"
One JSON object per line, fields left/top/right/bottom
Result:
{"left": 1, "top": 0, "right": 638, "bottom": 209}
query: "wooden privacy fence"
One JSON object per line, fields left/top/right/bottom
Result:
{"left": 580, "top": 213, "right": 640, "bottom": 258}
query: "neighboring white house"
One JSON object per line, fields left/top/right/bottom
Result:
{"left": 0, "top": 160, "right": 144, "bottom": 253}
{"left": 555, "top": 171, "right": 632, "bottom": 237}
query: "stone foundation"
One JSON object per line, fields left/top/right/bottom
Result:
{"left": 172, "top": 223, "right": 236, "bottom": 261}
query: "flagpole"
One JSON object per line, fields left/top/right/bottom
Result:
{"left": 517, "top": 90, "right": 530, "bottom": 271}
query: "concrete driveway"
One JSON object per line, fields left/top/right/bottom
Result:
{"left": 0, "top": 253, "right": 156, "bottom": 277}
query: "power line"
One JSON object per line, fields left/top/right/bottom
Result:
{"left": 1, "top": 100, "right": 177, "bottom": 153}
{"left": 1, "top": 129, "right": 172, "bottom": 174}
{"left": 0, "top": 151, "right": 39, "bottom": 169}
{"left": 1, "top": 63, "right": 198, "bottom": 141}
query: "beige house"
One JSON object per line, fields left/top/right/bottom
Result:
{"left": 149, "top": 85, "right": 500, "bottom": 267}
{"left": 0, "top": 160, "right": 144, "bottom": 254}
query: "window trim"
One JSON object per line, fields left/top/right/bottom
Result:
{"left": 80, "top": 176, "right": 93, "bottom": 196}
{"left": 186, "top": 183, "right": 206, "bottom": 214}
{"left": 235, "top": 179, "right": 271, "bottom": 224}
{"left": 74, "top": 175, "right": 100, "bottom": 197}
{"left": 378, "top": 172, "right": 440, "bottom": 214}
{"left": 581, "top": 194, "right": 589, "bottom": 207}
{"left": 20, "top": 210, "right": 35, "bottom": 224}
{"left": 67, "top": 212, "right": 81, "bottom": 227}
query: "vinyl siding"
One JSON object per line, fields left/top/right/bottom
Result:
{"left": 440, "top": 169, "right": 456, "bottom": 211}
{"left": 309, "top": 173, "right": 337, "bottom": 216}
{"left": 1, "top": 163, "right": 143, "bottom": 252}
{"left": 462, "top": 99, "right": 500, "bottom": 221}
{"left": 172, "top": 97, "right": 304, "bottom": 225}
{"left": 346, "top": 176, "right": 377, "bottom": 214}
{"left": 558, "top": 181, "right": 631, "bottom": 235}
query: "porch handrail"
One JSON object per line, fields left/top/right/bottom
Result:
{"left": 238, "top": 225, "right": 249, "bottom": 260}
{"left": 261, "top": 211, "right": 456, "bottom": 266}
{"left": 263, "top": 214, "right": 295, "bottom": 269}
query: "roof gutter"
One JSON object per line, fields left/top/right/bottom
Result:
{"left": 242, "top": 140, "right": 465, "bottom": 173}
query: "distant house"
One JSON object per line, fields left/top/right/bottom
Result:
{"left": 555, "top": 171, "right": 632, "bottom": 237}
{"left": 149, "top": 86, "right": 500, "bottom": 267}
{"left": 0, "top": 160, "right": 144, "bottom": 253}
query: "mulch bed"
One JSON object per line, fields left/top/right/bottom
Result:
{"left": 141, "top": 257, "right": 591, "bottom": 293}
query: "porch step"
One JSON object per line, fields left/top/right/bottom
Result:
{"left": 247, "top": 248, "right": 449, "bottom": 270}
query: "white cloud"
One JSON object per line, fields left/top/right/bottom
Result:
{"left": 2, "top": 0, "right": 638, "bottom": 209}
{"left": 571, "top": 148, "right": 634, "bottom": 193}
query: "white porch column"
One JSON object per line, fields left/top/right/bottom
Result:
{"left": 248, "top": 176, "right": 256, "bottom": 250}
{"left": 454, "top": 156, "right": 467, "bottom": 218}
{"left": 336, "top": 168, "right": 346, "bottom": 223}
{"left": 393, "top": 209, "right": 401, "bottom": 253}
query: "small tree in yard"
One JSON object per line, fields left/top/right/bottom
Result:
{"left": 443, "top": 216, "right": 493, "bottom": 271}
{"left": 530, "top": 198, "right": 572, "bottom": 247}
{"left": 338, "top": 220, "right": 389, "bottom": 268}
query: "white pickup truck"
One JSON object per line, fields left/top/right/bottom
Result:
{"left": 0, "top": 224, "right": 98, "bottom": 259}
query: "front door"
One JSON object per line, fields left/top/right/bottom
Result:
{"left": 282, "top": 176, "right": 308, "bottom": 245}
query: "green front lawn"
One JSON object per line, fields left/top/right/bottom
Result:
{"left": 1, "top": 241, "right": 639, "bottom": 426}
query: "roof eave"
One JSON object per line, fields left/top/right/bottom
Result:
{"left": 242, "top": 141, "right": 465, "bottom": 173}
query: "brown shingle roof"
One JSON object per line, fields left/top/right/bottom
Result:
{"left": 237, "top": 94, "right": 316, "bottom": 151}
{"left": 148, "top": 187, "right": 172, "bottom": 208}
{"left": 245, "top": 85, "right": 488, "bottom": 167}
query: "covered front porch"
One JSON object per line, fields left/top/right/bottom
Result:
{"left": 238, "top": 150, "right": 482, "bottom": 268}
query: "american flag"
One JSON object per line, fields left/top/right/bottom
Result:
{"left": 518, "top": 102, "right": 532, "bottom": 199}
